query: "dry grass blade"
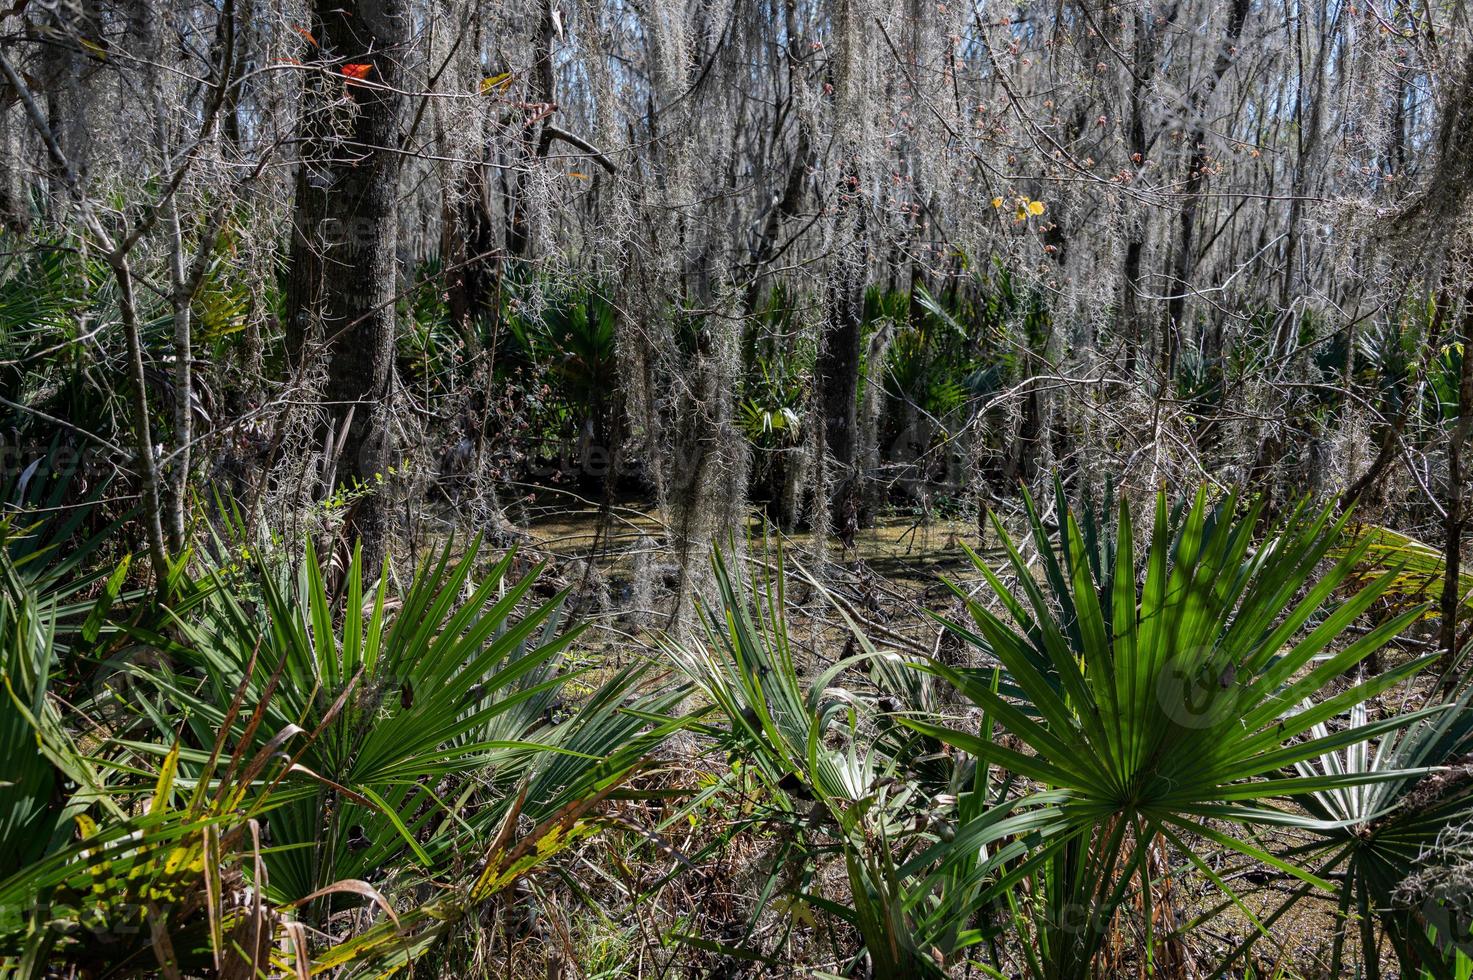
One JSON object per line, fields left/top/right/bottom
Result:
{"left": 284, "top": 920, "right": 312, "bottom": 980}
{"left": 287, "top": 879, "right": 403, "bottom": 930}
{"left": 146, "top": 902, "right": 184, "bottom": 980}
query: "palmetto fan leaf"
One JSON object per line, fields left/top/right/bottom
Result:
{"left": 672, "top": 548, "right": 1096, "bottom": 977}
{"left": 125, "top": 536, "right": 682, "bottom": 906}
{"left": 1264, "top": 687, "right": 1473, "bottom": 978}
{"left": 905, "top": 487, "right": 1443, "bottom": 976}
{"left": 669, "top": 548, "right": 874, "bottom": 814}
{"left": 1336, "top": 523, "right": 1473, "bottom": 621}
{"left": 1, "top": 454, "right": 135, "bottom": 643}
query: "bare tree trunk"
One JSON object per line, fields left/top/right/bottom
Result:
{"left": 1439, "top": 290, "right": 1473, "bottom": 680}
{"left": 815, "top": 162, "right": 866, "bottom": 544}
{"left": 114, "top": 255, "right": 173, "bottom": 585}
{"left": 0, "top": 101, "right": 26, "bottom": 233}
{"left": 164, "top": 202, "right": 192, "bottom": 553}
{"left": 285, "top": 0, "right": 406, "bottom": 570}
{"left": 444, "top": 160, "right": 499, "bottom": 344}
{"left": 1118, "top": 3, "right": 1177, "bottom": 373}
{"left": 164, "top": 201, "right": 231, "bottom": 552}
{"left": 506, "top": 0, "right": 557, "bottom": 261}
{"left": 1280, "top": 2, "right": 1334, "bottom": 311}
{"left": 1163, "top": 0, "right": 1249, "bottom": 378}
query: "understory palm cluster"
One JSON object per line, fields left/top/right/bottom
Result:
{"left": 2, "top": 483, "right": 1471, "bottom": 977}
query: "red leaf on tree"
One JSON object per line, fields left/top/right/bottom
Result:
{"left": 341, "top": 63, "right": 373, "bottom": 84}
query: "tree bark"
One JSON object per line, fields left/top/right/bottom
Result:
{"left": 1118, "top": 3, "right": 1177, "bottom": 373}
{"left": 506, "top": 0, "right": 557, "bottom": 261}
{"left": 1163, "top": 0, "right": 1249, "bottom": 378}
{"left": 0, "top": 101, "right": 26, "bottom": 233}
{"left": 815, "top": 163, "right": 866, "bottom": 543}
{"left": 285, "top": 0, "right": 406, "bottom": 570}
{"left": 1439, "top": 289, "right": 1473, "bottom": 680}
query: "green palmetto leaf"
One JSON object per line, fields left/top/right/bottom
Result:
{"left": 1336, "top": 524, "right": 1473, "bottom": 626}
{"left": 123, "top": 535, "right": 683, "bottom": 907}
{"left": 668, "top": 547, "right": 1032, "bottom": 974}
{"left": 1233, "top": 683, "right": 1473, "bottom": 979}
{"left": 907, "top": 486, "right": 1441, "bottom": 978}
{"left": 0, "top": 595, "right": 340, "bottom": 975}
{"left": 1, "top": 595, "right": 64, "bottom": 878}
